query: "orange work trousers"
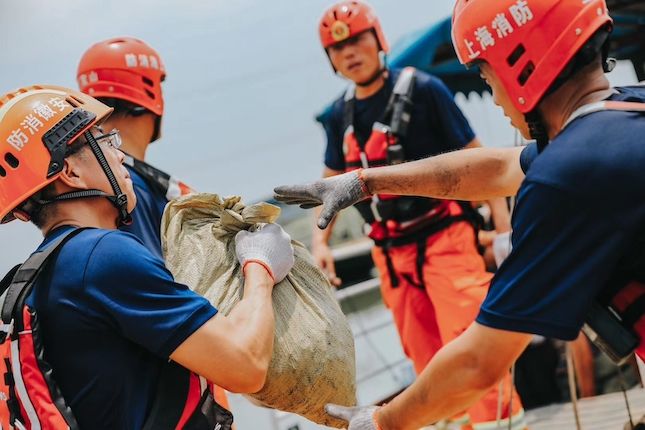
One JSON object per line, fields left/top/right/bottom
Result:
{"left": 372, "top": 221, "right": 525, "bottom": 428}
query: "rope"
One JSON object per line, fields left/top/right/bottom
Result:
{"left": 566, "top": 344, "right": 583, "bottom": 430}
{"left": 618, "top": 364, "right": 635, "bottom": 429}
{"left": 508, "top": 365, "right": 515, "bottom": 430}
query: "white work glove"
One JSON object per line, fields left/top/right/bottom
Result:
{"left": 492, "top": 231, "right": 512, "bottom": 267}
{"left": 274, "top": 170, "right": 370, "bottom": 229}
{"left": 235, "top": 223, "right": 295, "bottom": 283}
{"left": 325, "top": 404, "right": 382, "bottom": 430}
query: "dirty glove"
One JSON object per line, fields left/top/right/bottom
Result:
{"left": 325, "top": 404, "right": 382, "bottom": 430}
{"left": 235, "top": 223, "right": 295, "bottom": 283}
{"left": 274, "top": 170, "right": 370, "bottom": 229}
{"left": 492, "top": 231, "right": 512, "bottom": 267}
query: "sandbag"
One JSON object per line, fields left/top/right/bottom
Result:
{"left": 160, "top": 193, "right": 356, "bottom": 428}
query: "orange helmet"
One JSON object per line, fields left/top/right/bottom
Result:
{"left": 77, "top": 37, "right": 165, "bottom": 117}
{"left": 319, "top": 1, "right": 389, "bottom": 52}
{"left": 0, "top": 85, "right": 113, "bottom": 223}
{"left": 452, "top": 0, "right": 612, "bottom": 113}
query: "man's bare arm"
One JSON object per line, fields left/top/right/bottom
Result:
{"left": 378, "top": 323, "right": 532, "bottom": 430}
{"left": 274, "top": 145, "right": 526, "bottom": 230}
{"left": 362, "top": 146, "right": 525, "bottom": 201}
{"left": 170, "top": 264, "right": 275, "bottom": 394}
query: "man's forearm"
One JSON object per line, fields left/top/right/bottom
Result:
{"left": 379, "top": 334, "right": 502, "bottom": 429}
{"left": 226, "top": 265, "right": 275, "bottom": 376}
{"left": 362, "top": 147, "right": 525, "bottom": 201}
{"left": 170, "top": 265, "right": 276, "bottom": 393}
{"left": 378, "top": 324, "right": 532, "bottom": 430}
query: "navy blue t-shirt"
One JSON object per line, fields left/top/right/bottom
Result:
{"left": 322, "top": 69, "right": 476, "bottom": 171}
{"left": 121, "top": 166, "right": 168, "bottom": 260}
{"left": 478, "top": 86, "right": 645, "bottom": 340}
{"left": 27, "top": 226, "right": 217, "bottom": 429}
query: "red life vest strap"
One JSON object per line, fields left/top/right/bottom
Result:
{"left": 0, "top": 227, "right": 234, "bottom": 430}
{"left": 1, "top": 227, "right": 88, "bottom": 430}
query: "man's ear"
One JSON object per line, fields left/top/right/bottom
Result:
{"left": 57, "top": 155, "right": 89, "bottom": 189}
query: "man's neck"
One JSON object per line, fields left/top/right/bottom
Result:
{"left": 42, "top": 201, "right": 118, "bottom": 235}
{"left": 102, "top": 115, "right": 154, "bottom": 161}
{"left": 354, "top": 72, "right": 387, "bottom": 100}
{"left": 119, "top": 132, "right": 149, "bottom": 161}
{"left": 540, "top": 64, "right": 613, "bottom": 139}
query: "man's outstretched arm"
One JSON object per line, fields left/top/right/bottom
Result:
{"left": 274, "top": 146, "right": 526, "bottom": 229}
{"left": 326, "top": 323, "right": 532, "bottom": 430}
{"left": 376, "top": 323, "right": 531, "bottom": 429}
{"left": 361, "top": 146, "right": 524, "bottom": 201}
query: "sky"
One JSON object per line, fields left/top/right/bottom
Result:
{"left": 0, "top": 0, "right": 638, "bottom": 271}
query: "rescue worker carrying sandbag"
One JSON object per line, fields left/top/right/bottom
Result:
{"left": 76, "top": 36, "right": 233, "bottom": 412}
{"left": 294, "top": 2, "right": 524, "bottom": 428}
{"left": 160, "top": 193, "right": 357, "bottom": 428}
{"left": 0, "top": 85, "right": 295, "bottom": 430}
{"left": 275, "top": 0, "right": 645, "bottom": 428}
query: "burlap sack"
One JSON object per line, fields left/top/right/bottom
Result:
{"left": 160, "top": 193, "right": 356, "bottom": 428}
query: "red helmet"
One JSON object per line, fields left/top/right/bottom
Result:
{"left": 77, "top": 37, "right": 165, "bottom": 116}
{"left": 0, "top": 85, "right": 112, "bottom": 223}
{"left": 319, "top": 1, "right": 389, "bottom": 52}
{"left": 452, "top": 0, "right": 612, "bottom": 113}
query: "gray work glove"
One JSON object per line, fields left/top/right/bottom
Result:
{"left": 325, "top": 404, "right": 382, "bottom": 430}
{"left": 273, "top": 170, "right": 370, "bottom": 229}
{"left": 235, "top": 223, "right": 295, "bottom": 283}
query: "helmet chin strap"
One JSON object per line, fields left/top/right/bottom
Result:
{"left": 34, "top": 131, "right": 132, "bottom": 226}
{"left": 151, "top": 114, "right": 162, "bottom": 142}
{"left": 525, "top": 110, "right": 550, "bottom": 153}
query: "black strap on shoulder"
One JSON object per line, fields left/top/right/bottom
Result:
{"left": 342, "top": 68, "right": 416, "bottom": 156}
{"left": 342, "top": 86, "right": 357, "bottom": 145}
{"left": 124, "top": 155, "right": 172, "bottom": 198}
{"left": 1, "top": 228, "right": 87, "bottom": 327}
{"left": 0, "top": 264, "right": 21, "bottom": 298}
{"left": 383, "top": 67, "right": 416, "bottom": 139}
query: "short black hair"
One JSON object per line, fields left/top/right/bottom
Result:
{"left": 28, "top": 183, "right": 58, "bottom": 229}
{"left": 546, "top": 26, "right": 612, "bottom": 97}
{"left": 27, "top": 142, "right": 89, "bottom": 229}
{"left": 98, "top": 97, "right": 149, "bottom": 118}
